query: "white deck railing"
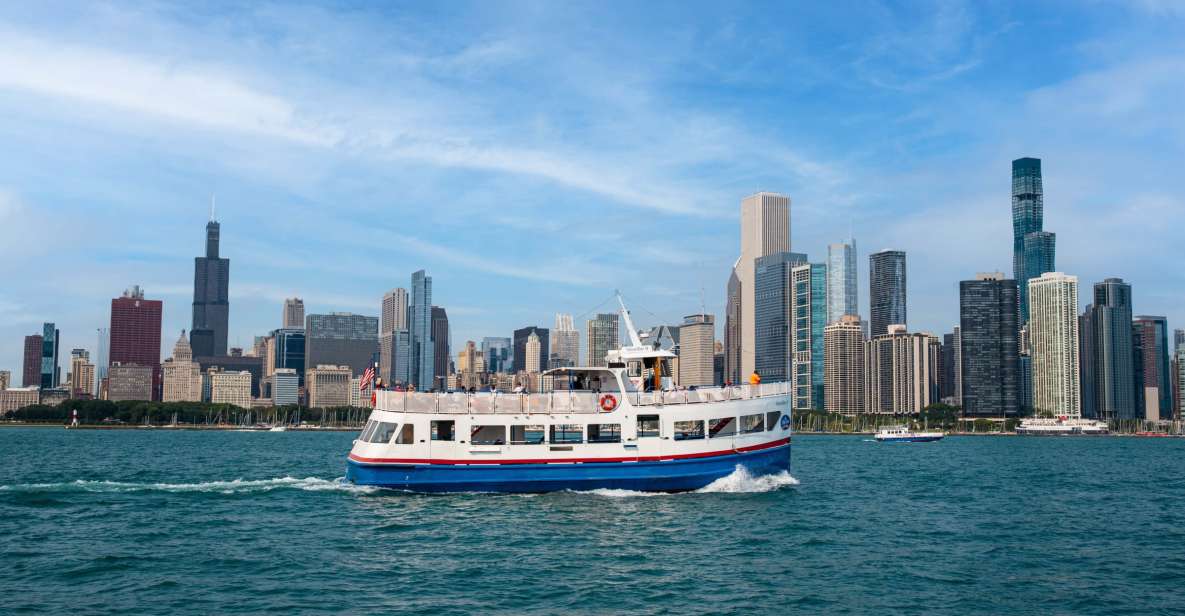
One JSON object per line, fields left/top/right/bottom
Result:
{"left": 373, "top": 382, "right": 791, "bottom": 415}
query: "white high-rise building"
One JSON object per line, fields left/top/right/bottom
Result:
{"left": 210, "top": 369, "right": 252, "bottom": 409}
{"left": 382, "top": 288, "right": 408, "bottom": 335}
{"left": 283, "top": 298, "right": 305, "bottom": 329}
{"left": 735, "top": 192, "right": 791, "bottom": 379}
{"left": 1028, "top": 272, "right": 1081, "bottom": 418}
{"left": 270, "top": 368, "right": 299, "bottom": 406}
{"left": 524, "top": 332, "right": 542, "bottom": 374}
{"left": 826, "top": 240, "right": 858, "bottom": 324}
{"left": 866, "top": 325, "right": 941, "bottom": 414}
{"left": 677, "top": 314, "right": 715, "bottom": 387}
{"left": 552, "top": 313, "right": 580, "bottom": 367}
{"left": 163, "top": 330, "right": 203, "bottom": 402}
{"left": 824, "top": 315, "right": 865, "bottom": 414}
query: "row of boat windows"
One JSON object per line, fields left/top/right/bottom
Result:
{"left": 358, "top": 411, "right": 784, "bottom": 446}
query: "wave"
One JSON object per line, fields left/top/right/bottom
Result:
{"left": 577, "top": 466, "right": 799, "bottom": 498}
{"left": 0, "top": 477, "right": 378, "bottom": 495}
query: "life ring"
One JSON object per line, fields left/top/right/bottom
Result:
{"left": 599, "top": 394, "right": 618, "bottom": 412}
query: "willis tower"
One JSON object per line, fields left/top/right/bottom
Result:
{"left": 192, "top": 212, "right": 230, "bottom": 357}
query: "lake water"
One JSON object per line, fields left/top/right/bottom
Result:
{"left": 2, "top": 428, "right": 1183, "bottom": 614}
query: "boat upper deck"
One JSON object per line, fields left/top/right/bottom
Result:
{"left": 373, "top": 382, "right": 791, "bottom": 415}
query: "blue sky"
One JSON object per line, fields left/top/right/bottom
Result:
{"left": 2, "top": 1, "right": 1183, "bottom": 374}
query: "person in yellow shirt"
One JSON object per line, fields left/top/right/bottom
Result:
{"left": 748, "top": 371, "right": 761, "bottom": 386}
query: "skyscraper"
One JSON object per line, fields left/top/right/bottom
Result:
{"left": 753, "top": 252, "right": 808, "bottom": 383}
{"left": 272, "top": 328, "right": 306, "bottom": 384}
{"left": 1080, "top": 279, "right": 1136, "bottom": 420}
{"left": 22, "top": 333, "right": 42, "bottom": 388}
{"left": 1174, "top": 328, "right": 1185, "bottom": 352}
{"left": 69, "top": 349, "right": 94, "bottom": 399}
{"left": 792, "top": 262, "right": 828, "bottom": 410}
{"left": 110, "top": 286, "right": 163, "bottom": 400}
{"left": 724, "top": 270, "right": 742, "bottom": 384}
{"left": 481, "top": 337, "right": 512, "bottom": 374}
{"left": 382, "top": 289, "right": 408, "bottom": 335}
{"left": 1012, "top": 157, "right": 1056, "bottom": 324}
{"left": 865, "top": 325, "right": 940, "bottom": 414}
{"left": 432, "top": 306, "right": 450, "bottom": 389}
{"left": 958, "top": 273, "right": 1019, "bottom": 417}
{"left": 826, "top": 240, "right": 858, "bottom": 324}
{"left": 162, "top": 331, "right": 202, "bottom": 403}
{"left": 524, "top": 332, "right": 542, "bottom": 374}
{"left": 192, "top": 215, "right": 230, "bottom": 357}
{"left": 1133, "top": 315, "right": 1172, "bottom": 421}
{"left": 39, "top": 323, "right": 60, "bottom": 390}
{"left": 304, "top": 313, "right": 378, "bottom": 378}
{"left": 585, "top": 315, "right": 618, "bottom": 367}
{"left": 282, "top": 298, "right": 305, "bottom": 329}
{"left": 95, "top": 327, "right": 109, "bottom": 396}
{"left": 677, "top": 314, "right": 715, "bottom": 387}
{"left": 552, "top": 313, "right": 580, "bottom": 368}
{"left": 869, "top": 249, "right": 907, "bottom": 337}
{"left": 824, "top": 315, "right": 865, "bottom": 414}
{"left": 1028, "top": 272, "right": 1080, "bottom": 418}
{"left": 735, "top": 192, "right": 791, "bottom": 379}
{"left": 409, "top": 270, "right": 434, "bottom": 389}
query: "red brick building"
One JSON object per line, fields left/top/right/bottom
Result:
{"left": 22, "top": 334, "right": 42, "bottom": 387}
{"left": 109, "top": 286, "right": 163, "bottom": 400}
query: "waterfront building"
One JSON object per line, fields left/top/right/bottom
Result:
{"left": 865, "top": 325, "right": 940, "bottom": 414}
{"left": 869, "top": 250, "right": 907, "bottom": 337}
{"left": 826, "top": 240, "right": 858, "bottom": 324}
{"left": 524, "top": 332, "right": 543, "bottom": 374}
{"left": 1133, "top": 315, "right": 1173, "bottom": 421}
{"left": 724, "top": 269, "right": 742, "bottom": 384}
{"left": 511, "top": 326, "right": 549, "bottom": 371}
{"left": 163, "top": 331, "right": 203, "bottom": 403}
{"left": 304, "top": 313, "right": 378, "bottom": 378}
{"left": 1028, "top": 272, "right": 1080, "bottom": 418}
{"left": 733, "top": 192, "right": 791, "bottom": 380}
{"left": 191, "top": 215, "right": 230, "bottom": 357}
{"left": 753, "top": 252, "right": 808, "bottom": 383}
{"left": 678, "top": 314, "right": 715, "bottom": 387}
{"left": 1080, "top": 279, "right": 1136, "bottom": 420}
{"left": 0, "top": 370, "right": 9, "bottom": 391}
{"left": 409, "top": 270, "right": 434, "bottom": 390}
{"left": 307, "top": 364, "right": 351, "bottom": 407}
{"left": 585, "top": 314, "right": 618, "bottom": 368}
{"left": 0, "top": 387, "right": 39, "bottom": 414}
{"left": 482, "top": 337, "right": 512, "bottom": 374}
{"left": 272, "top": 328, "right": 305, "bottom": 383}
{"left": 22, "top": 334, "right": 42, "bottom": 387}
{"left": 432, "top": 307, "right": 449, "bottom": 390}
{"left": 95, "top": 327, "right": 108, "bottom": 396}
{"left": 194, "top": 355, "right": 264, "bottom": 398}
{"left": 959, "top": 273, "right": 1019, "bottom": 417}
{"left": 939, "top": 330, "right": 962, "bottom": 406}
{"left": 1175, "top": 329, "right": 1185, "bottom": 352}
{"left": 824, "top": 315, "right": 865, "bottom": 414}
{"left": 382, "top": 288, "right": 408, "bottom": 334}
{"left": 69, "top": 350, "right": 95, "bottom": 399}
{"left": 1012, "top": 157, "right": 1056, "bottom": 325}
{"left": 791, "top": 262, "right": 828, "bottom": 410}
{"left": 552, "top": 313, "right": 580, "bottom": 368}
{"left": 107, "top": 363, "right": 153, "bottom": 402}
{"left": 1176, "top": 347, "right": 1185, "bottom": 421}
{"left": 350, "top": 376, "right": 373, "bottom": 408}
{"left": 36, "top": 323, "right": 62, "bottom": 390}
{"left": 457, "top": 341, "right": 485, "bottom": 390}
{"left": 209, "top": 369, "right": 252, "bottom": 409}
{"left": 282, "top": 297, "right": 305, "bottom": 329}
{"left": 270, "top": 368, "right": 299, "bottom": 406}
{"left": 109, "top": 286, "right": 163, "bottom": 400}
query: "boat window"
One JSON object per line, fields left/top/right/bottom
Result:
{"left": 431, "top": 420, "right": 455, "bottom": 441}
{"left": 358, "top": 420, "right": 378, "bottom": 442}
{"left": 709, "top": 417, "right": 737, "bottom": 438}
{"left": 395, "top": 423, "right": 415, "bottom": 444}
{"left": 368, "top": 422, "right": 398, "bottom": 444}
{"left": 510, "top": 425, "right": 545, "bottom": 445}
{"left": 637, "top": 414, "right": 660, "bottom": 438}
{"left": 741, "top": 414, "right": 764, "bottom": 434}
{"left": 673, "top": 420, "right": 704, "bottom": 441}
{"left": 471, "top": 425, "right": 506, "bottom": 445}
{"left": 767, "top": 411, "right": 782, "bottom": 431}
{"left": 550, "top": 424, "right": 583, "bottom": 444}
{"left": 588, "top": 424, "right": 621, "bottom": 443}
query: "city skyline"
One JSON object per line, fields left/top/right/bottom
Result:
{"left": 1, "top": 3, "right": 1184, "bottom": 374}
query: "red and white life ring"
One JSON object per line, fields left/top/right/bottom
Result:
{"left": 599, "top": 394, "right": 618, "bottom": 412}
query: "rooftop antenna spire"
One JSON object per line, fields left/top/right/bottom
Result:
{"left": 210, "top": 194, "right": 217, "bottom": 222}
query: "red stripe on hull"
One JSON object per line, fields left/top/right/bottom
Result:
{"left": 348, "top": 436, "right": 791, "bottom": 466}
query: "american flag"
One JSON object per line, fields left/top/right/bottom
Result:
{"left": 360, "top": 366, "right": 375, "bottom": 391}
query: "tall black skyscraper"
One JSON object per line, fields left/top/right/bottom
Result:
{"left": 959, "top": 274, "right": 1019, "bottom": 417}
{"left": 869, "top": 249, "right": 906, "bottom": 337}
{"left": 1012, "top": 157, "right": 1056, "bottom": 323}
{"left": 1081, "top": 279, "right": 1136, "bottom": 420}
{"left": 192, "top": 216, "right": 230, "bottom": 357}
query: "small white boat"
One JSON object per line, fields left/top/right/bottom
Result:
{"left": 269, "top": 426, "right": 288, "bottom": 432}
{"left": 1015, "top": 417, "right": 1108, "bottom": 436}
{"left": 875, "top": 425, "right": 944, "bottom": 443}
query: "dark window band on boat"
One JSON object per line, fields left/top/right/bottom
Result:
{"left": 510, "top": 425, "right": 545, "bottom": 445}
{"left": 673, "top": 420, "right": 704, "bottom": 441}
{"left": 368, "top": 422, "right": 398, "bottom": 444}
{"left": 637, "top": 415, "right": 660, "bottom": 438}
{"left": 431, "top": 420, "right": 455, "bottom": 442}
{"left": 588, "top": 424, "right": 621, "bottom": 443}
{"left": 741, "top": 414, "right": 764, "bottom": 434}
{"left": 766, "top": 411, "right": 782, "bottom": 431}
{"left": 551, "top": 424, "right": 583, "bottom": 444}
{"left": 709, "top": 417, "right": 737, "bottom": 438}
{"left": 472, "top": 425, "right": 506, "bottom": 445}
{"left": 395, "top": 423, "right": 415, "bottom": 444}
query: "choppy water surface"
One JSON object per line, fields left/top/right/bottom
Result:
{"left": 2, "top": 428, "right": 1183, "bottom": 614}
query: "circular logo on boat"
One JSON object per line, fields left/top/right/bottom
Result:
{"left": 599, "top": 394, "right": 618, "bottom": 412}
{"left": 780, "top": 414, "right": 790, "bottom": 430}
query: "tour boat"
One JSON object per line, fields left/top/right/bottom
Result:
{"left": 346, "top": 298, "right": 792, "bottom": 493}
{"left": 874, "top": 425, "right": 945, "bottom": 443}
{"left": 1015, "top": 417, "right": 1109, "bottom": 436}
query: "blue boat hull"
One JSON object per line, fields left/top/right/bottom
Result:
{"left": 346, "top": 442, "right": 790, "bottom": 493}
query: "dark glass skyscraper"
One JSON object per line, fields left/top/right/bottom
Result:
{"left": 513, "top": 326, "right": 549, "bottom": 373}
{"left": 431, "top": 306, "right": 449, "bottom": 389}
{"left": 958, "top": 274, "right": 1019, "bottom": 417}
{"left": 1133, "top": 315, "right": 1172, "bottom": 421}
{"left": 1081, "top": 279, "right": 1136, "bottom": 420}
{"left": 304, "top": 313, "right": 378, "bottom": 378}
{"left": 752, "top": 251, "right": 808, "bottom": 382}
{"left": 272, "top": 328, "right": 306, "bottom": 385}
{"left": 1012, "top": 157, "right": 1056, "bottom": 323}
{"left": 409, "top": 270, "right": 434, "bottom": 389}
{"left": 22, "top": 334, "right": 42, "bottom": 387}
{"left": 869, "top": 249, "right": 906, "bottom": 337}
{"left": 192, "top": 217, "right": 230, "bottom": 357}
{"left": 40, "top": 322, "right": 60, "bottom": 389}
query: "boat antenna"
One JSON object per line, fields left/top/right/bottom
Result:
{"left": 616, "top": 290, "right": 644, "bottom": 348}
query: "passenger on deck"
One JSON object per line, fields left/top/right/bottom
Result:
{"left": 749, "top": 371, "right": 761, "bottom": 386}
{"left": 590, "top": 375, "right": 602, "bottom": 393}
{"left": 574, "top": 375, "right": 586, "bottom": 391}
